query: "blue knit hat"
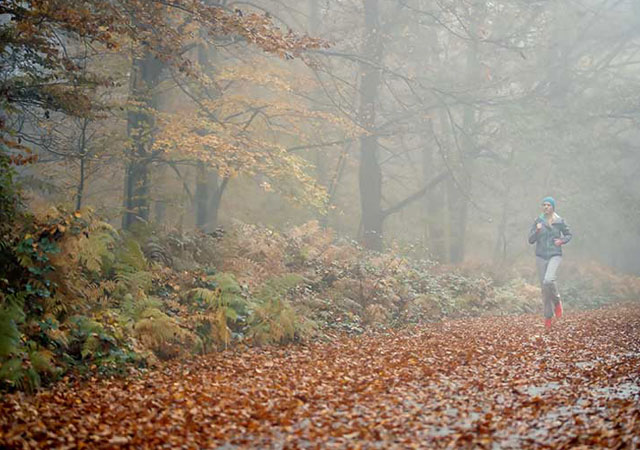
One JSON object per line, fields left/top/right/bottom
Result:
{"left": 542, "top": 196, "right": 556, "bottom": 210}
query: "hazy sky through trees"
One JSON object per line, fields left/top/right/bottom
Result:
{"left": 2, "top": 0, "right": 640, "bottom": 273}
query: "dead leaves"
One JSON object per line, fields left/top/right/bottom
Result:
{"left": 1, "top": 305, "right": 639, "bottom": 448}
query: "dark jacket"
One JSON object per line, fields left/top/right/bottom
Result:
{"left": 528, "top": 213, "right": 572, "bottom": 259}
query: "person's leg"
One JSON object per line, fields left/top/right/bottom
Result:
{"left": 543, "top": 256, "right": 563, "bottom": 317}
{"left": 536, "top": 257, "right": 554, "bottom": 322}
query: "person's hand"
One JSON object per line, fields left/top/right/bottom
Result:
{"left": 554, "top": 238, "right": 563, "bottom": 246}
{"left": 536, "top": 223, "right": 542, "bottom": 232}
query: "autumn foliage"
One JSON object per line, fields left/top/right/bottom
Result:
{"left": 1, "top": 306, "right": 638, "bottom": 447}
{"left": 2, "top": 206, "right": 639, "bottom": 393}
{"left": 1, "top": 2, "right": 640, "bottom": 446}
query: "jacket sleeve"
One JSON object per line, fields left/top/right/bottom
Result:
{"left": 528, "top": 220, "right": 539, "bottom": 244}
{"left": 560, "top": 220, "right": 572, "bottom": 244}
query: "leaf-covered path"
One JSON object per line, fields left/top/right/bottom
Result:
{"left": 2, "top": 305, "right": 640, "bottom": 449}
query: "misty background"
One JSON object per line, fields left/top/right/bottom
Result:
{"left": 8, "top": 0, "right": 640, "bottom": 274}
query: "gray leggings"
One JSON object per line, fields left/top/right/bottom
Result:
{"left": 536, "top": 256, "right": 562, "bottom": 318}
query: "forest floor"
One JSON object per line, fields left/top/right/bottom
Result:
{"left": 2, "top": 304, "right": 639, "bottom": 449}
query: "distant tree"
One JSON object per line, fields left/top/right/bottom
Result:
{"left": 0, "top": 0, "right": 328, "bottom": 229}
{"left": 0, "top": 0, "right": 121, "bottom": 154}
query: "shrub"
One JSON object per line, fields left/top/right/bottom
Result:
{"left": 248, "top": 274, "right": 314, "bottom": 345}
{"left": 185, "top": 273, "right": 251, "bottom": 350}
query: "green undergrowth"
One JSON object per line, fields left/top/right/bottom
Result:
{"left": 1, "top": 212, "right": 638, "bottom": 393}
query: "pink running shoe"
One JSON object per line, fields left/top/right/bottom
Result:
{"left": 554, "top": 301, "right": 563, "bottom": 319}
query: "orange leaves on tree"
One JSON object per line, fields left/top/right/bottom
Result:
{"left": 153, "top": 56, "right": 362, "bottom": 211}
{"left": 0, "top": 0, "right": 327, "bottom": 133}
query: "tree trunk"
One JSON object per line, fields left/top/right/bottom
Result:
{"left": 309, "top": 0, "right": 333, "bottom": 227}
{"left": 419, "top": 24, "right": 448, "bottom": 261}
{"left": 194, "top": 165, "right": 227, "bottom": 232}
{"left": 75, "top": 118, "right": 89, "bottom": 211}
{"left": 493, "top": 148, "right": 516, "bottom": 263}
{"left": 207, "top": 172, "right": 228, "bottom": 231}
{"left": 195, "top": 162, "right": 208, "bottom": 231}
{"left": 76, "top": 156, "right": 85, "bottom": 211}
{"left": 446, "top": 12, "right": 481, "bottom": 263}
{"left": 446, "top": 102, "right": 473, "bottom": 263}
{"left": 122, "top": 49, "right": 163, "bottom": 230}
{"left": 154, "top": 198, "right": 167, "bottom": 225}
{"left": 446, "top": 177, "right": 468, "bottom": 263}
{"left": 422, "top": 126, "right": 446, "bottom": 261}
{"left": 192, "top": 26, "right": 228, "bottom": 233}
{"left": 358, "top": 0, "right": 384, "bottom": 251}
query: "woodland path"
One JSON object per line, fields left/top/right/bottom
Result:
{"left": 2, "top": 305, "right": 639, "bottom": 449}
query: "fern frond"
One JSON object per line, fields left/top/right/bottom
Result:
{"left": 0, "top": 293, "right": 26, "bottom": 358}
{"left": 46, "top": 328, "right": 69, "bottom": 349}
{"left": 69, "top": 315, "right": 103, "bottom": 335}
{"left": 189, "top": 273, "right": 249, "bottom": 317}
{"left": 211, "top": 272, "right": 242, "bottom": 295}
{"left": 248, "top": 297, "right": 298, "bottom": 346}
{"left": 77, "top": 230, "right": 116, "bottom": 274}
{"left": 189, "top": 288, "right": 221, "bottom": 309}
{"left": 28, "top": 348, "right": 54, "bottom": 374}
{"left": 134, "top": 311, "right": 201, "bottom": 359}
{"left": 255, "top": 273, "right": 303, "bottom": 303}
{"left": 89, "top": 220, "right": 117, "bottom": 235}
{"left": 114, "top": 271, "right": 152, "bottom": 295}
{"left": 246, "top": 274, "right": 307, "bottom": 345}
{"left": 0, "top": 313, "right": 22, "bottom": 358}
{"left": 222, "top": 256, "right": 269, "bottom": 287}
{"left": 120, "top": 295, "right": 162, "bottom": 323}
{"left": 0, "top": 357, "right": 40, "bottom": 392}
{"left": 114, "top": 238, "right": 148, "bottom": 273}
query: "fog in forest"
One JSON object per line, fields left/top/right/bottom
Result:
{"left": 3, "top": 2, "right": 640, "bottom": 444}
{"left": 4, "top": 0, "right": 640, "bottom": 274}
